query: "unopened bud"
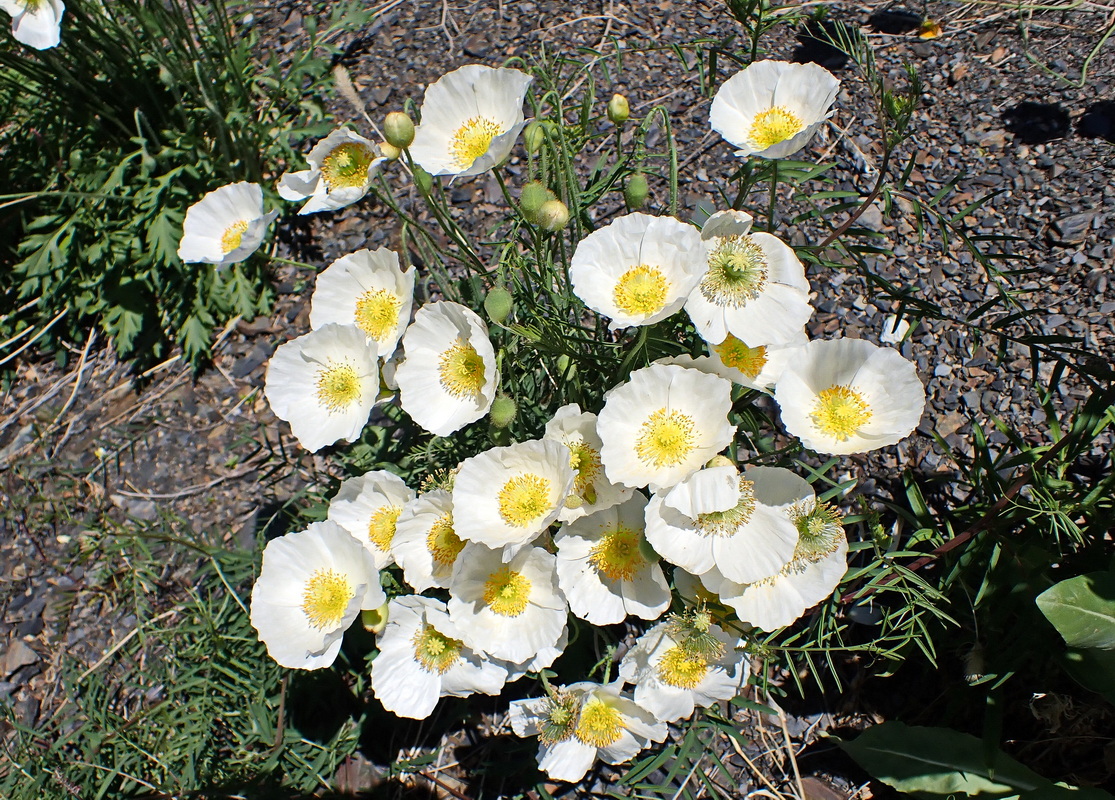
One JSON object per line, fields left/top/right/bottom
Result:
{"left": 536, "top": 199, "right": 570, "bottom": 231}
{"left": 413, "top": 165, "right": 433, "bottom": 194}
{"left": 607, "top": 93, "right": 630, "bottom": 124}
{"left": 379, "top": 142, "right": 401, "bottom": 161}
{"left": 362, "top": 603, "right": 390, "bottom": 634}
{"left": 484, "top": 286, "right": 513, "bottom": 324}
{"left": 489, "top": 395, "right": 518, "bottom": 428}
{"left": 519, "top": 181, "right": 553, "bottom": 216}
{"left": 624, "top": 173, "right": 649, "bottom": 210}
{"left": 383, "top": 111, "right": 415, "bottom": 149}
{"left": 523, "top": 121, "right": 546, "bottom": 153}
{"left": 705, "top": 455, "right": 736, "bottom": 469}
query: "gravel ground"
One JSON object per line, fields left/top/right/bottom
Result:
{"left": 2, "top": 0, "right": 1113, "bottom": 795}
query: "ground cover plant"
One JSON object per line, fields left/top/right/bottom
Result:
{"left": 1, "top": 0, "right": 1113, "bottom": 797}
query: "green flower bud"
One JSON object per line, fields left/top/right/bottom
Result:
{"left": 624, "top": 173, "right": 649, "bottom": 210}
{"left": 705, "top": 454, "right": 736, "bottom": 469}
{"left": 413, "top": 164, "right": 433, "bottom": 194}
{"left": 383, "top": 111, "right": 415, "bottom": 149}
{"left": 519, "top": 181, "right": 554, "bottom": 216}
{"left": 489, "top": 394, "right": 518, "bottom": 428}
{"left": 607, "top": 93, "right": 630, "bottom": 124}
{"left": 536, "top": 199, "right": 570, "bottom": 231}
{"left": 483, "top": 286, "right": 513, "bottom": 323}
{"left": 379, "top": 142, "right": 402, "bottom": 161}
{"left": 361, "top": 603, "right": 390, "bottom": 634}
{"left": 524, "top": 121, "right": 546, "bottom": 153}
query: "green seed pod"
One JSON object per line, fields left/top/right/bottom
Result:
{"left": 413, "top": 164, "right": 433, "bottom": 194}
{"left": 384, "top": 111, "right": 415, "bottom": 149}
{"left": 607, "top": 93, "right": 630, "bottom": 125}
{"left": 536, "top": 199, "right": 570, "bottom": 231}
{"left": 624, "top": 173, "right": 649, "bottom": 210}
{"left": 489, "top": 395, "right": 518, "bottom": 428}
{"left": 519, "top": 181, "right": 554, "bottom": 217}
{"left": 483, "top": 286, "right": 513, "bottom": 324}
{"left": 523, "top": 121, "right": 546, "bottom": 153}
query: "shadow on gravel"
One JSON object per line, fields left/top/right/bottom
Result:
{"left": 792, "top": 19, "right": 853, "bottom": 71}
{"left": 866, "top": 8, "right": 922, "bottom": 34}
{"left": 1002, "top": 101, "right": 1071, "bottom": 144}
{"left": 1078, "top": 100, "right": 1115, "bottom": 143}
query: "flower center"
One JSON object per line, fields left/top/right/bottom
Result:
{"left": 320, "top": 142, "right": 375, "bottom": 190}
{"left": 449, "top": 116, "right": 503, "bottom": 169}
{"left": 749, "top": 106, "right": 805, "bottom": 151}
{"left": 315, "top": 361, "right": 363, "bottom": 412}
{"left": 497, "top": 473, "right": 553, "bottom": 527}
{"left": 635, "top": 408, "right": 696, "bottom": 468}
{"left": 789, "top": 499, "right": 844, "bottom": 562}
{"left": 354, "top": 289, "right": 402, "bottom": 342}
{"left": 412, "top": 624, "right": 463, "bottom": 674}
{"left": 482, "top": 566, "right": 532, "bottom": 616}
{"left": 568, "top": 440, "right": 602, "bottom": 502}
{"left": 426, "top": 513, "right": 465, "bottom": 567}
{"left": 301, "top": 568, "right": 354, "bottom": 629}
{"left": 575, "top": 698, "right": 625, "bottom": 748}
{"left": 540, "top": 691, "right": 580, "bottom": 745}
{"left": 613, "top": 265, "right": 669, "bottom": 318}
{"left": 657, "top": 644, "right": 709, "bottom": 689}
{"left": 713, "top": 335, "right": 767, "bottom": 379}
{"left": 701, "top": 235, "right": 768, "bottom": 306}
{"left": 220, "top": 220, "right": 250, "bottom": 254}
{"left": 367, "top": 504, "right": 402, "bottom": 551}
{"left": 588, "top": 525, "right": 646, "bottom": 582}
{"left": 438, "top": 338, "right": 486, "bottom": 398}
{"left": 695, "top": 476, "right": 756, "bottom": 536}
{"left": 811, "top": 385, "right": 872, "bottom": 441}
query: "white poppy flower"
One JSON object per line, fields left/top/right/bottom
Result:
{"left": 409, "top": 65, "right": 534, "bottom": 177}
{"left": 618, "top": 614, "right": 748, "bottom": 723}
{"left": 264, "top": 324, "right": 382, "bottom": 453}
{"left": 597, "top": 363, "right": 735, "bottom": 492}
{"left": 392, "top": 489, "right": 465, "bottom": 592}
{"left": 447, "top": 544, "right": 567, "bottom": 663}
{"left": 394, "top": 301, "right": 498, "bottom": 437}
{"left": 774, "top": 338, "right": 925, "bottom": 455}
{"left": 570, "top": 213, "right": 706, "bottom": 330}
{"left": 644, "top": 464, "right": 799, "bottom": 585}
{"left": 452, "top": 440, "right": 575, "bottom": 555}
{"left": 250, "top": 520, "right": 384, "bottom": 670}
{"left": 327, "top": 470, "right": 415, "bottom": 570}
{"left": 554, "top": 493, "right": 670, "bottom": 625}
{"left": 709, "top": 60, "right": 840, "bottom": 160}
{"left": 1, "top": 0, "right": 64, "bottom": 49}
{"left": 509, "top": 681, "right": 667, "bottom": 783}
{"left": 277, "top": 127, "right": 386, "bottom": 214}
{"left": 371, "top": 595, "right": 510, "bottom": 719}
{"left": 706, "top": 331, "right": 808, "bottom": 393}
{"left": 177, "top": 182, "right": 278, "bottom": 266}
{"left": 543, "top": 404, "right": 632, "bottom": 522}
{"left": 685, "top": 210, "right": 813, "bottom": 346}
{"left": 310, "top": 248, "right": 415, "bottom": 359}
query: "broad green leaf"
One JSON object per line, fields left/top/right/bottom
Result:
{"left": 1037, "top": 573, "right": 1115, "bottom": 650}
{"left": 839, "top": 722, "right": 1049, "bottom": 799}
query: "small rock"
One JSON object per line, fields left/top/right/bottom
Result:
{"left": 1051, "top": 212, "right": 1095, "bottom": 245}
{"left": 3, "top": 639, "right": 38, "bottom": 677}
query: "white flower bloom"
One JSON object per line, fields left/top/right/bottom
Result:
{"left": 504, "top": 626, "right": 569, "bottom": 680}
{"left": 509, "top": 681, "right": 667, "bottom": 783}
{"left": 618, "top": 616, "right": 748, "bottom": 722}
{"left": 394, "top": 301, "right": 498, "bottom": 437}
{"left": 880, "top": 314, "right": 911, "bottom": 344}
{"left": 264, "top": 324, "right": 382, "bottom": 452}
{"left": 371, "top": 595, "right": 509, "bottom": 719}
{"left": 452, "top": 440, "right": 575, "bottom": 555}
{"left": 685, "top": 210, "right": 813, "bottom": 347}
{"left": 543, "top": 404, "right": 632, "bottom": 522}
{"left": 710, "top": 60, "right": 840, "bottom": 160}
{"left": 644, "top": 464, "right": 799, "bottom": 585}
{"left": 327, "top": 470, "right": 415, "bottom": 570}
{"left": 1, "top": 0, "right": 64, "bottom": 50}
{"left": 277, "top": 127, "right": 386, "bottom": 214}
{"left": 774, "top": 338, "right": 925, "bottom": 455}
{"left": 392, "top": 490, "right": 465, "bottom": 592}
{"left": 310, "top": 248, "right": 415, "bottom": 359}
{"left": 176, "top": 182, "right": 278, "bottom": 266}
{"left": 554, "top": 493, "right": 670, "bottom": 625}
{"left": 598, "top": 363, "right": 735, "bottom": 492}
{"left": 250, "top": 520, "right": 384, "bottom": 670}
{"left": 705, "top": 331, "right": 808, "bottom": 393}
{"left": 409, "top": 65, "right": 534, "bottom": 177}
{"left": 447, "top": 544, "right": 567, "bottom": 663}
{"left": 570, "top": 213, "right": 705, "bottom": 330}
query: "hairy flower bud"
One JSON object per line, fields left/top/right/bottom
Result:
{"left": 361, "top": 603, "right": 390, "bottom": 634}
{"left": 536, "top": 199, "right": 570, "bottom": 231}
{"left": 524, "top": 121, "right": 546, "bottom": 153}
{"left": 484, "top": 286, "right": 513, "bottom": 323}
{"left": 489, "top": 394, "right": 518, "bottom": 428}
{"left": 520, "top": 181, "right": 554, "bottom": 217}
{"left": 607, "top": 93, "right": 630, "bottom": 124}
{"left": 380, "top": 142, "right": 402, "bottom": 161}
{"left": 624, "top": 173, "right": 649, "bottom": 210}
{"left": 383, "top": 111, "right": 415, "bottom": 149}
{"left": 413, "top": 164, "right": 433, "bottom": 194}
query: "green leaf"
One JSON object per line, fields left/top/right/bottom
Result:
{"left": 1060, "top": 647, "right": 1115, "bottom": 705}
{"left": 839, "top": 722, "right": 1049, "bottom": 798}
{"left": 1036, "top": 572, "right": 1115, "bottom": 650}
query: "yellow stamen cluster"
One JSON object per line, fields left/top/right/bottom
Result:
{"left": 438, "top": 339, "right": 486, "bottom": 398}
{"left": 588, "top": 525, "right": 646, "bottom": 582}
{"left": 701, "top": 235, "right": 768, "bottom": 306}
{"left": 449, "top": 116, "right": 503, "bottom": 169}
{"left": 321, "top": 142, "right": 375, "bottom": 190}
{"left": 412, "top": 624, "right": 463, "bottom": 674}
{"left": 539, "top": 690, "right": 580, "bottom": 745}
{"left": 788, "top": 499, "right": 845, "bottom": 562}
{"left": 657, "top": 644, "right": 709, "bottom": 689}
{"left": 220, "top": 220, "right": 250, "bottom": 254}
{"left": 316, "top": 361, "right": 362, "bottom": 412}
{"left": 482, "top": 566, "right": 532, "bottom": 616}
{"left": 497, "top": 473, "right": 553, "bottom": 527}
{"left": 713, "top": 335, "right": 768, "bottom": 379}
{"left": 354, "top": 289, "right": 402, "bottom": 342}
{"left": 568, "top": 440, "right": 602, "bottom": 501}
{"left": 575, "top": 698, "right": 626, "bottom": 748}
{"left": 811, "top": 385, "right": 872, "bottom": 441}
{"left": 695, "top": 476, "right": 757, "bottom": 537}
{"left": 367, "top": 505, "right": 402, "bottom": 551}
{"left": 301, "top": 569, "right": 354, "bottom": 629}
{"left": 635, "top": 409, "right": 696, "bottom": 468}
{"left": 613, "top": 265, "right": 669, "bottom": 318}
{"left": 426, "top": 513, "right": 465, "bottom": 567}
{"left": 749, "top": 106, "right": 805, "bottom": 151}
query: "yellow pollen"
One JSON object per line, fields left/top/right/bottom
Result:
{"left": 412, "top": 625, "right": 463, "bottom": 674}
{"left": 749, "top": 106, "right": 805, "bottom": 151}
{"left": 575, "top": 698, "right": 626, "bottom": 748}
{"left": 438, "top": 339, "right": 486, "bottom": 398}
{"left": 301, "top": 568, "right": 354, "bottom": 629}
{"left": 635, "top": 408, "right": 697, "bottom": 468}
{"left": 367, "top": 504, "right": 402, "bottom": 551}
{"left": 320, "top": 142, "right": 375, "bottom": 190}
{"left": 449, "top": 116, "right": 503, "bottom": 169}
{"left": 588, "top": 526, "right": 646, "bottom": 581}
{"left": 657, "top": 644, "right": 709, "bottom": 689}
{"left": 426, "top": 513, "right": 465, "bottom": 567}
{"left": 482, "top": 566, "right": 532, "bottom": 616}
{"left": 354, "top": 289, "right": 402, "bottom": 342}
{"left": 811, "top": 385, "right": 872, "bottom": 441}
{"left": 702, "top": 235, "right": 768, "bottom": 306}
{"left": 696, "top": 477, "right": 756, "bottom": 536}
{"left": 613, "top": 265, "right": 669, "bottom": 318}
{"left": 540, "top": 691, "right": 580, "bottom": 745}
{"left": 568, "top": 440, "right": 602, "bottom": 498}
{"left": 714, "top": 335, "right": 768, "bottom": 379}
{"left": 315, "top": 362, "right": 363, "bottom": 412}
{"left": 220, "top": 220, "right": 250, "bottom": 254}
{"left": 497, "top": 473, "right": 553, "bottom": 527}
